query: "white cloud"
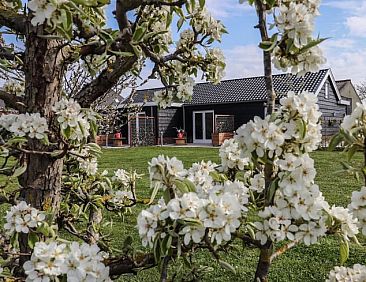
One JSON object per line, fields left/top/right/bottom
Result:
{"left": 205, "top": 0, "right": 252, "bottom": 18}
{"left": 323, "top": 47, "right": 366, "bottom": 85}
{"left": 346, "top": 16, "right": 366, "bottom": 37}
{"left": 223, "top": 45, "right": 264, "bottom": 79}
{"left": 322, "top": 38, "right": 355, "bottom": 49}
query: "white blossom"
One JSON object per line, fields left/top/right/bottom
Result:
{"left": 24, "top": 241, "right": 110, "bottom": 282}
{"left": 327, "top": 264, "right": 366, "bottom": 282}
{"left": 0, "top": 113, "right": 48, "bottom": 140}
{"left": 4, "top": 201, "right": 46, "bottom": 235}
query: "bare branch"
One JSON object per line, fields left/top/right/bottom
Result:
{"left": 0, "top": 90, "right": 25, "bottom": 111}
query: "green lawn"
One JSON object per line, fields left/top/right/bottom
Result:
{"left": 97, "top": 147, "right": 366, "bottom": 282}
{"left": 1, "top": 147, "right": 366, "bottom": 281}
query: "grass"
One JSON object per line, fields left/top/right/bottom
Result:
{"left": 97, "top": 147, "right": 366, "bottom": 282}
{"left": 1, "top": 147, "right": 366, "bottom": 281}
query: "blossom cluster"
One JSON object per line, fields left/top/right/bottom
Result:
{"left": 273, "top": 45, "right": 326, "bottom": 76}
{"left": 186, "top": 160, "right": 217, "bottom": 195}
{"left": 327, "top": 264, "right": 366, "bottom": 282}
{"left": 23, "top": 241, "right": 110, "bottom": 282}
{"left": 3, "top": 80, "right": 25, "bottom": 97}
{"left": 190, "top": 6, "right": 225, "bottom": 42}
{"left": 275, "top": 1, "right": 320, "bottom": 49}
{"left": 28, "top": 0, "right": 60, "bottom": 26}
{"left": 348, "top": 186, "right": 366, "bottom": 236}
{"left": 219, "top": 138, "right": 250, "bottom": 172}
{"left": 0, "top": 113, "right": 48, "bottom": 140}
{"left": 235, "top": 91, "right": 322, "bottom": 161}
{"left": 27, "top": 0, "right": 106, "bottom": 39}
{"left": 149, "top": 155, "right": 186, "bottom": 189}
{"left": 341, "top": 101, "right": 366, "bottom": 132}
{"left": 4, "top": 201, "right": 46, "bottom": 235}
{"left": 79, "top": 158, "right": 98, "bottom": 176}
{"left": 254, "top": 153, "right": 330, "bottom": 245}
{"left": 137, "top": 179, "right": 249, "bottom": 247}
{"left": 153, "top": 66, "right": 195, "bottom": 109}
{"left": 140, "top": 6, "right": 173, "bottom": 52}
{"left": 53, "top": 98, "right": 97, "bottom": 142}
{"left": 271, "top": 0, "right": 326, "bottom": 75}
{"left": 138, "top": 154, "right": 253, "bottom": 246}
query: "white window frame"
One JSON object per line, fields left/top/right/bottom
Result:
{"left": 325, "top": 82, "right": 329, "bottom": 99}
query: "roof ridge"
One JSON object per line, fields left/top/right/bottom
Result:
{"left": 136, "top": 69, "right": 330, "bottom": 92}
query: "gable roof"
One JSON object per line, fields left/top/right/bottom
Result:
{"left": 131, "top": 69, "right": 338, "bottom": 106}
{"left": 336, "top": 80, "right": 349, "bottom": 92}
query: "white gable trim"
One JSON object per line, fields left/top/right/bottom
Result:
{"left": 314, "top": 69, "right": 343, "bottom": 101}
{"left": 338, "top": 99, "right": 351, "bottom": 106}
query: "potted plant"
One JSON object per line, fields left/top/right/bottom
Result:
{"left": 175, "top": 127, "right": 185, "bottom": 139}
{"left": 174, "top": 127, "right": 186, "bottom": 145}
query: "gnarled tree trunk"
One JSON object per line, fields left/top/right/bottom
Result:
{"left": 17, "top": 28, "right": 66, "bottom": 266}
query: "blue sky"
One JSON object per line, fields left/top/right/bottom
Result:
{"left": 7, "top": 1, "right": 365, "bottom": 88}
{"left": 117, "top": 0, "right": 366, "bottom": 88}
{"left": 200, "top": 0, "right": 366, "bottom": 85}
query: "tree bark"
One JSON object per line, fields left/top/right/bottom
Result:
{"left": 17, "top": 28, "right": 66, "bottom": 267}
{"left": 254, "top": 242, "right": 273, "bottom": 282}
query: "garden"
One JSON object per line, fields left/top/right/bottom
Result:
{"left": 47, "top": 147, "right": 366, "bottom": 281}
{"left": 2, "top": 0, "right": 366, "bottom": 281}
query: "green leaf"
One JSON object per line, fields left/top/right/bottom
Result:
{"left": 109, "top": 50, "right": 135, "bottom": 57}
{"left": 148, "top": 182, "right": 161, "bottom": 205}
{"left": 132, "top": 26, "right": 147, "bottom": 43}
{"left": 28, "top": 232, "right": 39, "bottom": 249}
{"left": 219, "top": 260, "right": 236, "bottom": 274}
{"left": 177, "top": 17, "right": 185, "bottom": 31}
{"left": 199, "top": 0, "right": 205, "bottom": 8}
{"left": 328, "top": 133, "right": 343, "bottom": 151}
{"left": 36, "top": 222, "right": 50, "bottom": 237}
{"left": 10, "top": 233, "right": 19, "bottom": 249}
{"left": 12, "top": 164, "right": 27, "bottom": 178}
{"left": 174, "top": 179, "right": 189, "bottom": 194}
{"left": 339, "top": 239, "right": 349, "bottom": 265}
{"left": 183, "top": 179, "right": 196, "bottom": 192}
{"left": 266, "top": 178, "right": 279, "bottom": 203}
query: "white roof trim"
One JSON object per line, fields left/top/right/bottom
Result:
{"left": 314, "top": 69, "right": 343, "bottom": 101}
{"left": 338, "top": 100, "right": 351, "bottom": 106}
{"left": 118, "top": 102, "right": 183, "bottom": 108}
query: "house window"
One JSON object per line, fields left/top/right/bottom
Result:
{"left": 325, "top": 83, "right": 329, "bottom": 99}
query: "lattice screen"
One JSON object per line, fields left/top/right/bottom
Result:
{"left": 129, "top": 117, "right": 156, "bottom": 146}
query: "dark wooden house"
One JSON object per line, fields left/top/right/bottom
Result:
{"left": 121, "top": 69, "right": 352, "bottom": 145}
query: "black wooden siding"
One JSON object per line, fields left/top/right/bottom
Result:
{"left": 184, "top": 102, "right": 265, "bottom": 143}
{"left": 317, "top": 77, "right": 347, "bottom": 136}
{"left": 158, "top": 107, "right": 183, "bottom": 141}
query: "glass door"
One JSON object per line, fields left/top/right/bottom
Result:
{"left": 193, "top": 111, "right": 214, "bottom": 143}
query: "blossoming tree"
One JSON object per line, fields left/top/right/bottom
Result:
{"left": 0, "top": 0, "right": 226, "bottom": 279}
{"left": 1, "top": 0, "right": 365, "bottom": 281}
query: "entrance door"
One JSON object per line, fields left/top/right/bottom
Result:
{"left": 193, "top": 111, "right": 214, "bottom": 143}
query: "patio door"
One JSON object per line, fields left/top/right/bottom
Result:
{"left": 193, "top": 111, "right": 214, "bottom": 143}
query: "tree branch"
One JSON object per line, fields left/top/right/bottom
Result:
{"left": 74, "top": 56, "right": 137, "bottom": 108}
{"left": 0, "top": 7, "right": 27, "bottom": 34}
{"left": 270, "top": 240, "right": 299, "bottom": 262}
{"left": 0, "top": 90, "right": 25, "bottom": 111}
{"left": 107, "top": 253, "right": 156, "bottom": 277}
{"left": 255, "top": 0, "right": 275, "bottom": 115}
